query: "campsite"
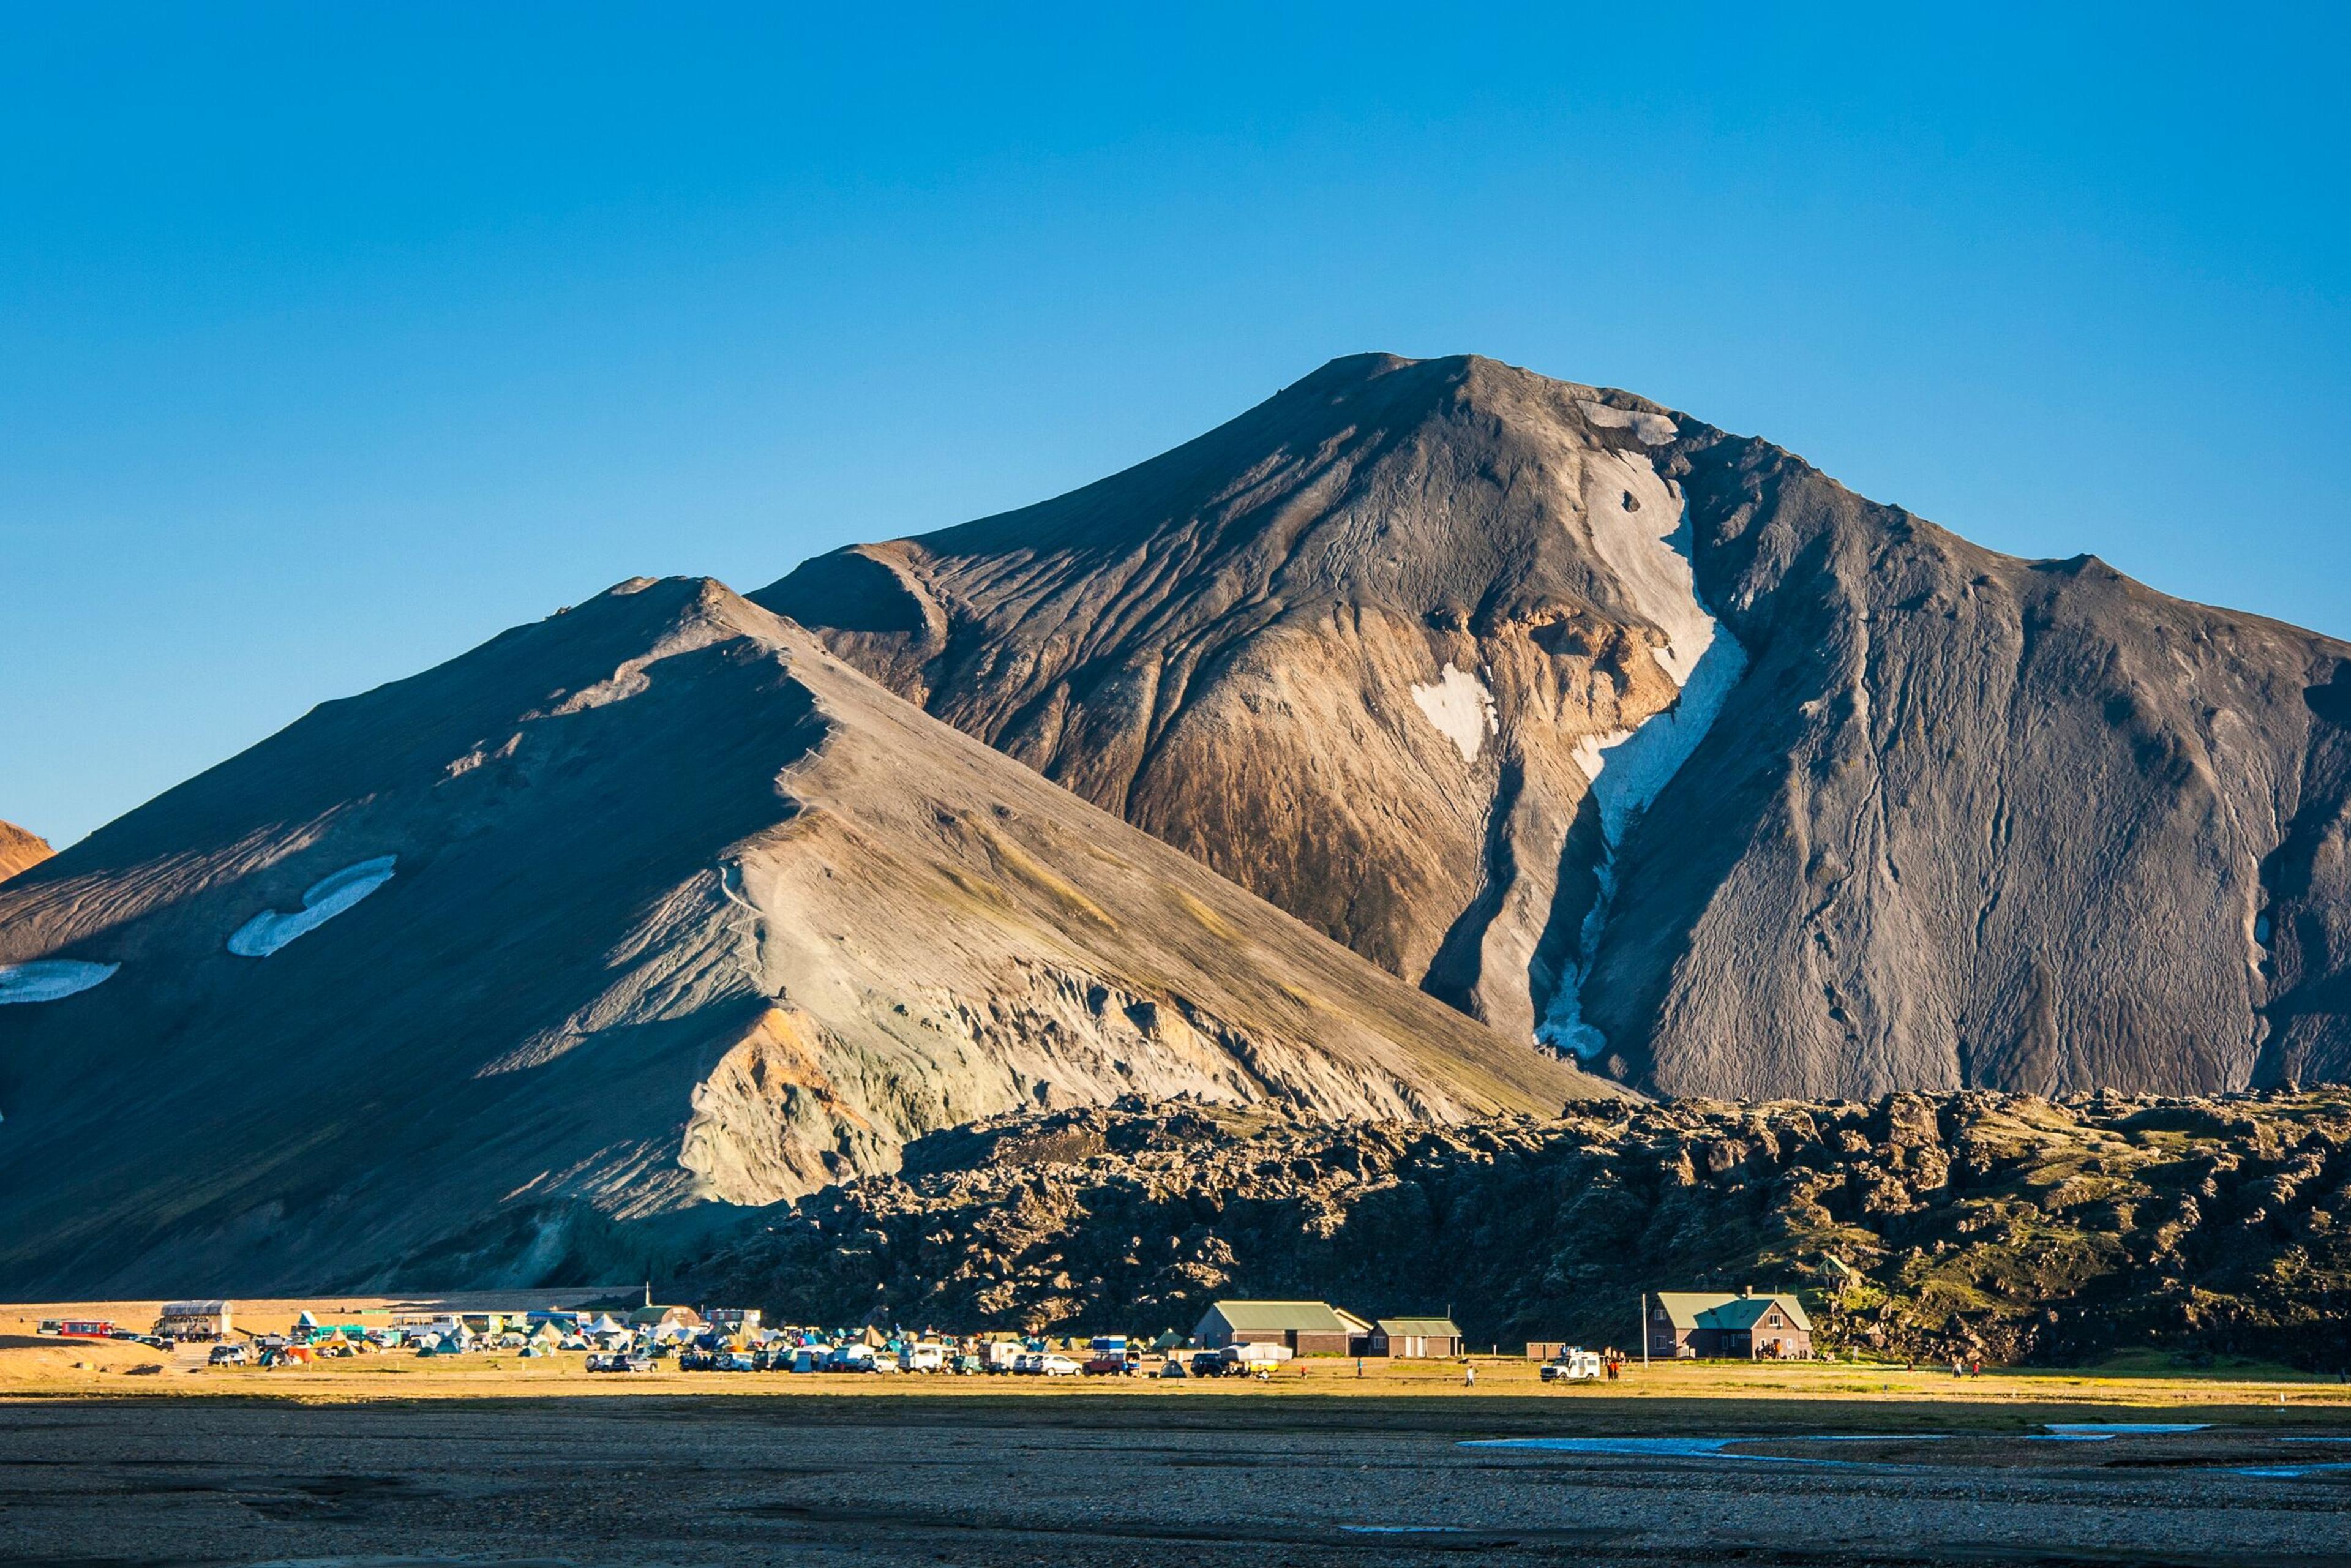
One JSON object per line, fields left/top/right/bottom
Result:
{"left": 9, "top": 1293, "right": 2351, "bottom": 1564}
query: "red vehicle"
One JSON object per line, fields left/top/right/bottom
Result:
{"left": 56, "top": 1319, "right": 117, "bottom": 1340}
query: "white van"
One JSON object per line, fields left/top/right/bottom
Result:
{"left": 900, "top": 1341, "right": 947, "bottom": 1373}
{"left": 1541, "top": 1348, "right": 1603, "bottom": 1382}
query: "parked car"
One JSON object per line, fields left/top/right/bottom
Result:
{"left": 1038, "top": 1354, "right": 1081, "bottom": 1376}
{"left": 1189, "top": 1351, "right": 1234, "bottom": 1377}
{"left": 951, "top": 1353, "right": 986, "bottom": 1375}
{"left": 1541, "top": 1348, "right": 1603, "bottom": 1383}
{"left": 1082, "top": 1354, "right": 1134, "bottom": 1376}
{"left": 208, "top": 1344, "right": 249, "bottom": 1366}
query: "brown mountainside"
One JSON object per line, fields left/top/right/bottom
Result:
{"left": 762, "top": 353, "right": 2351, "bottom": 1099}
{"left": 0, "top": 821, "right": 50, "bottom": 883}
{"left": 0, "top": 577, "right": 1601, "bottom": 1294}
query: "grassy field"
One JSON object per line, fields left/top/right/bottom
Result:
{"left": 11, "top": 1294, "right": 2349, "bottom": 1422}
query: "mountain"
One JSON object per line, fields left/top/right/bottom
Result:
{"left": 0, "top": 577, "right": 1603, "bottom": 1294}
{"left": 0, "top": 821, "right": 50, "bottom": 883}
{"left": 761, "top": 352, "right": 2351, "bottom": 1100}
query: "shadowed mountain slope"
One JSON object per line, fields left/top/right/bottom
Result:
{"left": 0, "top": 577, "right": 1601, "bottom": 1295}
{"left": 0, "top": 821, "right": 50, "bottom": 883}
{"left": 762, "top": 353, "right": 2351, "bottom": 1098}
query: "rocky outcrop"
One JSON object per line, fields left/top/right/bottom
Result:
{"left": 763, "top": 353, "right": 2351, "bottom": 1098}
{"left": 0, "top": 577, "right": 1605, "bottom": 1295}
{"left": 696, "top": 1089, "right": 2351, "bottom": 1370}
{"left": 0, "top": 821, "right": 50, "bottom": 883}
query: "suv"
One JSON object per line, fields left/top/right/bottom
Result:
{"left": 208, "top": 1344, "right": 249, "bottom": 1366}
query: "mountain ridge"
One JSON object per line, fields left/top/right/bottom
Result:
{"left": 0, "top": 821, "right": 50, "bottom": 884}
{"left": 0, "top": 574, "right": 1605, "bottom": 1294}
{"left": 765, "top": 351, "right": 2351, "bottom": 1100}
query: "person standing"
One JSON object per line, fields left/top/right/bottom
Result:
{"left": 1464, "top": 1363, "right": 1477, "bottom": 1388}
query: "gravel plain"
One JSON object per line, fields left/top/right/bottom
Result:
{"left": 6, "top": 1394, "right": 2351, "bottom": 1568}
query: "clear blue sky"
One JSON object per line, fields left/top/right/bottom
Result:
{"left": 4, "top": 4, "right": 2346, "bottom": 845}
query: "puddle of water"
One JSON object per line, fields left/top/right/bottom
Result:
{"left": 1343, "top": 1525, "right": 1468, "bottom": 1534}
{"left": 1463, "top": 1435, "right": 1946, "bottom": 1466}
{"left": 2033, "top": 1423, "right": 2211, "bottom": 1443}
{"left": 2233, "top": 1463, "right": 2351, "bottom": 1479}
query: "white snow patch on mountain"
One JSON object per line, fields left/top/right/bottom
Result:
{"left": 0, "top": 960, "right": 120, "bottom": 1005}
{"left": 1411, "top": 663, "right": 1499, "bottom": 763}
{"left": 228, "top": 856, "right": 399, "bottom": 957}
{"left": 1537, "top": 465, "right": 1749, "bottom": 1060}
{"left": 1578, "top": 399, "right": 1678, "bottom": 446}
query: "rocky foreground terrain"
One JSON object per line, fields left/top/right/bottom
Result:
{"left": 699, "top": 1088, "right": 2351, "bottom": 1369}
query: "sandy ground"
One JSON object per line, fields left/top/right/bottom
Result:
{"left": 12, "top": 1299, "right": 2351, "bottom": 1562}
{"left": 6, "top": 1384, "right": 2351, "bottom": 1567}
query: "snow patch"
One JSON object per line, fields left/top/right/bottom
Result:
{"left": 228, "top": 856, "right": 399, "bottom": 957}
{"left": 1411, "top": 663, "right": 1499, "bottom": 763}
{"left": 1578, "top": 399, "right": 1678, "bottom": 445}
{"left": 0, "top": 960, "right": 120, "bottom": 1005}
{"left": 1537, "top": 468, "right": 1749, "bottom": 1060}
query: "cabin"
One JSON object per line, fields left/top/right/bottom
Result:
{"left": 1368, "top": 1316, "right": 1463, "bottom": 1358}
{"left": 1193, "top": 1300, "right": 1354, "bottom": 1357}
{"left": 1646, "top": 1289, "right": 1813, "bottom": 1359}
{"left": 155, "top": 1301, "right": 233, "bottom": 1341}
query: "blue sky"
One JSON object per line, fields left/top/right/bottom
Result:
{"left": 4, "top": 4, "right": 2346, "bottom": 844}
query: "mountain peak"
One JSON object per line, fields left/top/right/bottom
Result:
{"left": 0, "top": 820, "right": 51, "bottom": 883}
{"left": 768, "top": 352, "right": 2351, "bottom": 1100}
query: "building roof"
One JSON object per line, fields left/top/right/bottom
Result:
{"left": 628, "top": 1304, "right": 705, "bottom": 1326}
{"left": 1652, "top": 1291, "right": 1813, "bottom": 1332}
{"left": 1333, "top": 1307, "right": 1373, "bottom": 1333}
{"left": 160, "top": 1300, "right": 230, "bottom": 1315}
{"left": 1375, "top": 1317, "right": 1461, "bottom": 1338}
{"left": 1199, "top": 1299, "right": 1349, "bottom": 1334}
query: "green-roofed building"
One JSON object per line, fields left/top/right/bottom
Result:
{"left": 1646, "top": 1290, "right": 1813, "bottom": 1360}
{"left": 1367, "top": 1316, "right": 1462, "bottom": 1359}
{"left": 1193, "top": 1299, "right": 1354, "bottom": 1356}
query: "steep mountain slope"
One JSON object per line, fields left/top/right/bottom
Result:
{"left": 762, "top": 353, "right": 2351, "bottom": 1098}
{"left": 0, "top": 577, "right": 1600, "bottom": 1294}
{"left": 0, "top": 821, "right": 50, "bottom": 883}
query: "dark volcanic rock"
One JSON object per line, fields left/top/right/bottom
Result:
{"left": 695, "top": 1089, "right": 2351, "bottom": 1370}
{"left": 763, "top": 353, "right": 2351, "bottom": 1097}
